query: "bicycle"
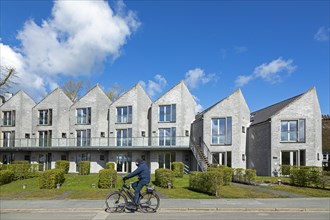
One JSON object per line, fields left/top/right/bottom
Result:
{"left": 105, "top": 180, "right": 160, "bottom": 213}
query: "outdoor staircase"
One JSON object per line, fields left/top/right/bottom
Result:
{"left": 190, "top": 140, "right": 211, "bottom": 172}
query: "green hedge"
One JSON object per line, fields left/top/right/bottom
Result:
{"left": 1, "top": 161, "right": 39, "bottom": 180}
{"left": 280, "top": 165, "right": 291, "bottom": 176}
{"left": 171, "top": 162, "right": 184, "bottom": 178}
{"left": 55, "top": 160, "right": 70, "bottom": 174}
{"left": 232, "top": 168, "right": 257, "bottom": 185}
{"left": 98, "top": 169, "right": 117, "bottom": 188}
{"left": 189, "top": 171, "right": 223, "bottom": 196}
{"left": 208, "top": 166, "right": 233, "bottom": 185}
{"left": 245, "top": 169, "right": 257, "bottom": 184}
{"left": 0, "top": 170, "right": 15, "bottom": 185}
{"left": 39, "top": 169, "right": 65, "bottom": 189}
{"left": 233, "top": 168, "right": 245, "bottom": 182}
{"left": 106, "top": 162, "right": 116, "bottom": 170}
{"left": 290, "top": 166, "right": 326, "bottom": 188}
{"left": 78, "top": 161, "right": 90, "bottom": 175}
{"left": 155, "top": 168, "right": 174, "bottom": 188}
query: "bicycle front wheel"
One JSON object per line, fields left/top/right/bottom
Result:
{"left": 139, "top": 192, "right": 160, "bottom": 213}
{"left": 105, "top": 192, "right": 127, "bottom": 213}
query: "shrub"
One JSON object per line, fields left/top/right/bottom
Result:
{"left": 171, "top": 162, "right": 184, "bottom": 178}
{"left": 55, "top": 160, "right": 70, "bottom": 174}
{"left": 189, "top": 171, "right": 223, "bottom": 196}
{"left": 208, "top": 166, "right": 233, "bottom": 185}
{"left": 0, "top": 170, "right": 14, "bottom": 185}
{"left": 78, "top": 161, "right": 90, "bottom": 175}
{"left": 280, "top": 165, "right": 292, "bottom": 176}
{"left": 233, "top": 168, "right": 245, "bottom": 182}
{"left": 155, "top": 168, "right": 174, "bottom": 188}
{"left": 10, "top": 161, "right": 31, "bottom": 180}
{"left": 245, "top": 169, "right": 257, "bottom": 184}
{"left": 39, "top": 169, "right": 65, "bottom": 189}
{"left": 98, "top": 169, "right": 117, "bottom": 188}
{"left": 290, "top": 166, "right": 324, "bottom": 187}
{"left": 106, "top": 162, "right": 116, "bottom": 170}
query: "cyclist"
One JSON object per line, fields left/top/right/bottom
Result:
{"left": 123, "top": 158, "right": 150, "bottom": 210}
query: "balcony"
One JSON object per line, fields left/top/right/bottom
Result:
{"left": 0, "top": 136, "right": 190, "bottom": 151}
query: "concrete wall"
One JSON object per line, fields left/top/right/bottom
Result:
{"left": 32, "top": 88, "right": 73, "bottom": 146}
{"left": 150, "top": 81, "right": 196, "bottom": 146}
{"left": 271, "top": 88, "right": 322, "bottom": 173}
{"left": 0, "top": 91, "right": 36, "bottom": 145}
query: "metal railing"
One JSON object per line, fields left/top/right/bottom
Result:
{"left": 189, "top": 138, "right": 211, "bottom": 172}
{"left": 0, "top": 136, "right": 190, "bottom": 149}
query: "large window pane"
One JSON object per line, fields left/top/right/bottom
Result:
{"left": 211, "top": 117, "right": 231, "bottom": 145}
{"left": 299, "top": 119, "right": 305, "bottom": 142}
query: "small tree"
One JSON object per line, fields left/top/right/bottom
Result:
{"left": 61, "top": 79, "right": 91, "bottom": 102}
{"left": 0, "top": 66, "right": 18, "bottom": 95}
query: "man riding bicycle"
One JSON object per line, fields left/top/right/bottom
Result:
{"left": 123, "top": 158, "right": 150, "bottom": 210}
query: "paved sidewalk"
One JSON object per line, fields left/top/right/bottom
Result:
{"left": 0, "top": 198, "right": 329, "bottom": 212}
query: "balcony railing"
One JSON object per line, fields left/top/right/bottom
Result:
{"left": 0, "top": 136, "right": 190, "bottom": 149}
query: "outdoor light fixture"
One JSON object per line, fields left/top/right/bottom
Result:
{"left": 22, "top": 183, "right": 27, "bottom": 189}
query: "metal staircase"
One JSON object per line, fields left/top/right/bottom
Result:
{"left": 190, "top": 140, "right": 211, "bottom": 172}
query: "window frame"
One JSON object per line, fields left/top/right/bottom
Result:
{"left": 159, "top": 127, "right": 176, "bottom": 146}
{"left": 159, "top": 104, "right": 176, "bottom": 123}
{"left": 76, "top": 107, "right": 91, "bottom": 125}
{"left": 38, "top": 130, "right": 52, "bottom": 147}
{"left": 76, "top": 129, "right": 91, "bottom": 147}
{"left": 2, "top": 110, "right": 15, "bottom": 126}
{"left": 280, "top": 119, "right": 306, "bottom": 143}
{"left": 211, "top": 117, "right": 232, "bottom": 145}
{"left": 116, "top": 128, "right": 132, "bottom": 146}
{"left": 116, "top": 106, "right": 132, "bottom": 124}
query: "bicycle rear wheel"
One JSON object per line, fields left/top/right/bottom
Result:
{"left": 105, "top": 192, "right": 127, "bottom": 213}
{"left": 139, "top": 192, "right": 160, "bottom": 213}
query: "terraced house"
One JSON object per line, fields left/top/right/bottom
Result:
{"left": 0, "top": 83, "right": 323, "bottom": 176}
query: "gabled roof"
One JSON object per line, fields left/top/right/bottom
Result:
{"left": 153, "top": 80, "right": 187, "bottom": 103}
{"left": 34, "top": 87, "right": 72, "bottom": 107}
{"left": 250, "top": 93, "right": 304, "bottom": 126}
{"left": 195, "top": 89, "right": 241, "bottom": 119}
{"left": 110, "top": 83, "right": 151, "bottom": 106}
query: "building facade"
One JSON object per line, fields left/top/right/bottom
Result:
{"left": 322, "top": 115, "right": 330, "bottom": 170}
{"left": 247, "top": 88, "right": 322, "bottom": 176}
{"left": 0, "top": 84, "right": 323, "bottom": 176}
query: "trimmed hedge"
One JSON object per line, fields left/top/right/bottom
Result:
{"left": 171, "top": 162, "right": 184, "bottom": 178}
{"left": 290, "top": 166, "right": 326, "bottom": 188}
{"left": 208, "top": 166, "right": 233, "bottom": 185}
{"left": 155, "top": 168, "right": 174, "bottom": 188}
{"left": 245, "top": 169, "right": 257, "bottom": 184}
{"left": 232, "top": 168, "right": 257, "bottom": 185}
{"left": 55, "top": 160, "right": 70, "bottom": 174}
{"left": 0, "top": 170, "right": 15, "bottom": 185}
{"left": 233, "top": 168, "right": 245, "bottom": 183}
{"left": 106, "top": 162, "right": 116, "bottom": 170}
{"left": 78, "top": 161, "right": 90, "bottom": 175}
{"left": 39, "top": 169, "right": 65, "bottom": 189}
{"left": 1, "top": 161, "right": 39, "bottom": 180}
{"left": 189, "top": 171, "right": 223, "bottom": 196}
{"left": 98, "top": 169, "right": 117, "bottom": 188}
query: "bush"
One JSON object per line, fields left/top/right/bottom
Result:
{"left": 155, "top": 168, "right": 174, "bottom": 188}
{"left": 106, "top": 162, "right": 116, "bottom": 170}
{"left": 208, "top": 166, "right": 233, "bottom": 185}
{"left": 9, "top": 161, "right": 31, "bottom": 180}
{"left": 233, "top": 168, "right": 245, "bottom": 182}
{"left": 78, "top": 161, "right": 90, "bottom": 175}
{"left": 280, "top": 165, "right": 292, "bottom": 176}
{"left": 245, "top": 169, "right": 257, "bottom": 184}
{"left": 171, "top": 162, "right": 184, "bottom": 178}
{"left": 98, "top": 169, "right": 117, "bottom": 189}
{"left": 290, "top": 166, "right": 324, "bottom": 188}
{"left": 0, "top": 170, "right": 15, "bottom": 185}
{"left": 55, "top": 160, "right": 70, "bottom": 174}
{"left": 39, "top": 169, "right": 65, "bottom": 189}
{"left": 189, "top": 171, "right": 223, "bottom": 196}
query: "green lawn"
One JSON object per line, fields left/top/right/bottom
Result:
{"left": 1, "top": 174, "right": 329, "bottom": 200}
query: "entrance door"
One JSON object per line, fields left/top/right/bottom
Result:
{"left": 116, "top": 153, "right": 132, "bottom": 173}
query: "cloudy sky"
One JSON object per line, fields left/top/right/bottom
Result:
{"left": 1, "top": 0, "right": 329, "bottom": 113}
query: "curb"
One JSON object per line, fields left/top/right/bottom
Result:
{"left": 1, "top": 208, "right": 329, "bottom": 213}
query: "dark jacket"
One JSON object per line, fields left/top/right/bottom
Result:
{"left": 125, "top": 161, "right": 150, "bottom": 183}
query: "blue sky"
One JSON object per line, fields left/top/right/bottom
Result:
{"left": 1, "top": 0, "right": 329, "bottom": 114}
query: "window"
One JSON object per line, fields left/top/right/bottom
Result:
{"left": 39, "top": 130, "right": 52, "bottom": 147}
{"left": 159, "top": 104, "right": 176, "bottom": 122}
{"left": 25, "top": 133, "right": 30, "bottom": 139}
{"left": 159, "top": 127, "right": 176, "bottom": 146}
{"left": 2, "top": 110, "right": 15, "bottom": 126}
{"left": 158, "top": 152, "right": 176, "bottom": 169}
{"left": 281, "top": 119, "right": 305, "bottom": 142}
{"left": 62, "top": 133, "right": 67, "bottom": 138}
{"left": 281, "top": 150, "right": 306, "bottom": 167}
{"left": 100, "top": 132, "right": 105, "bottom": 138}
{"left": 116, "top": 128, "right": 132, "bottom": 146}
{"left": 211, "top": 117, "right": 232, "bottom": 145}
{"left": 242, "top": 126, "right": 245, "bottom": 133}
{"left": 100, "top": 155, "right": 105, "bottom": 161}
{"left": 39, "top": 109, "right": 52, "bottom": 125}
{"left": 61, "top": 155, "right": 67, "bottom": 160}
{"left": 116, "top": 106, "right": 132, "bottom": 123}
{"left": 77, "top": 129, "right": 91, "bottom": 147}
{"left": 212, "top": 152, "right": 232, "bottom": 167}
{"left": 3, "top": 131, "right": 15, "bottom": 147}
{"left": 76, "top": 108, "right": 91, "bottom": 124}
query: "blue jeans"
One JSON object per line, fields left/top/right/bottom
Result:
{"left": 131, "top": 180, "right": 148, "bottom": 206}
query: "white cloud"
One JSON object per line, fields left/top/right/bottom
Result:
{"left": 139, "top": 74, "right": 168, "bottom": 98}
{"left": 314, "top": 26, "right": 329, "bottom": 41}
{"left": 235, "top": 57, "right": 297, "bottom": 87}
{"left": 1, "top": 0, "right": 139, "bottom": 99}
{"left": 184, "top": 68, "right": 218, "bottom": 89}
{"left": 192, "top": 95, "right": 204, "bottom": 113}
